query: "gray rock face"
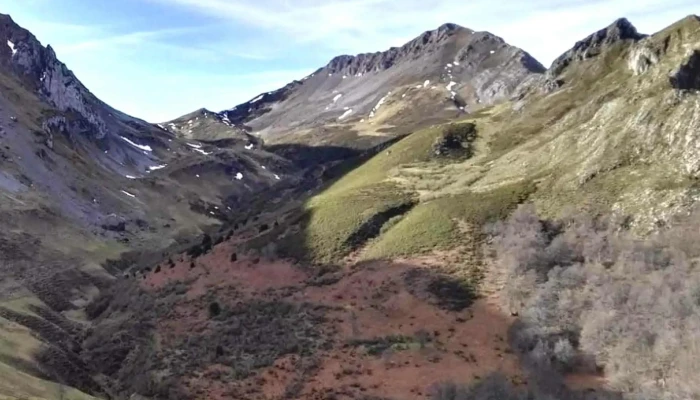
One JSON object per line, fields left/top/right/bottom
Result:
{"left": 549, "top": 18, "right": 645, "bottom": 77}
{"left": 628, "top": 45, "right": 661, "bottom": 75}
{"left": 324, "top": 23, "right": 483, "bottom": 76}
{"left": 1, "top": 13, "right": 109, "bottom": 139}
{"left": 670, "top": 50, "right": 700, "bottom": 90}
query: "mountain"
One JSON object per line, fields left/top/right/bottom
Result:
{"left": 0, "top": 12, "right": 316, "bottom": 398}
{"left": 170, "top": 23, "right": 545, "bottom": 147}
{"left": 3, "top": 11, "right": 700, "bottom": 400}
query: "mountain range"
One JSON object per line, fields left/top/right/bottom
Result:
{"left": 0, "top": 10, "right": 698, "bottom": 400}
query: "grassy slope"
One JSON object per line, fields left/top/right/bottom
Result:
{"left": 0, "top": 70, "right": 101, "bottom": 400}
{"left": 290, "top": 16, "right": 700, "bottom": 264}
{"left": 0, "top": 303, "right": 98, "bottom": 400}
{"left": 291, "top": 125, "right": 444, "bottom": 263}
{"left": 288, "top": 117, "right": 534, "bottom": 263}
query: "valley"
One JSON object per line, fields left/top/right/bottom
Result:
{"left": 0, "top": 8, "right": 698, "bottom": 400}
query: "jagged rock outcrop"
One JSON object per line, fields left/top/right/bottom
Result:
{"left": 549, "top": 18, "right": 645, "bottom": 77}
{"left": 628, "top": 45, "right": 661, "bottom": 75}
{"left": 0, "top": 14, "right": 110, "bottom": 139}
{"left": 324, "top": 23, "right": 473, "bottom": 76}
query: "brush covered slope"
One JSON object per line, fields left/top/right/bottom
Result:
{"left": 0, "top": 12, "right": 312, "bottom": 399}
{"left": 171, "top": 23, "right": 545, "bottom": 148}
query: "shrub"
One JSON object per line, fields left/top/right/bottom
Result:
{"left": 208, "top": 302, "right": 221, "bottom": 318}
{"left": 489, "top": 205, "right": 700, "bottom": 399}
{"left": 431, "top": 123, "right": 477, "bottom": 158}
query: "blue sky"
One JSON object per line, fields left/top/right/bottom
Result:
{"left": 0, "top": 0, "right": 697, "bottom": 122}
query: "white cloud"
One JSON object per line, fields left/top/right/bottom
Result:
{"left": 153, "top": 0, "right": 699, "bottom": 65}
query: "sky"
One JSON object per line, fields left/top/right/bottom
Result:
{"left": 0, "top": 0, "right": 696, "bottom": 122}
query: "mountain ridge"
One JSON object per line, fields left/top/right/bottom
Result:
{"left": 170, "top": 22, "right": 546, "bottom": 145}
{"left": 1, "top": 11, "right": 700, "bottom": 400}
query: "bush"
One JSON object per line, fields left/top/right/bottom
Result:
{"left": 488, "top": 205, "right": 700, "bottom": 399}
{"left": 208, "top": 302, "right": 221, "bottom": 318}
{"left": 431, "top": 123, "right": 477, "bottom": 158}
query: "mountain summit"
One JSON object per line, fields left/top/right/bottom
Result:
{"left": 169, "top": 23, "right": 545, "bottom": 146}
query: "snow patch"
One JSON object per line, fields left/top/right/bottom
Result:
{"left": 333, "top": 93, "right": 343, "bottom": 103}
{"left": 446, "top": 81, "right": 457, "bottom": 91}
{"left": 6, "top": 40, "right": 16, "bottom": 56}
{"left": 370, "top": 93, "right": 390, "bottom": 118}
{"left": 338, "top": 109, "right": 353, "bottom": 120}
{"left": 262, "top": 166, "right": 266, "bottom": 169}
{"left": 274, "top": 174, "right": 280, "bottom": 180}
{"left": 453, "top": 61, "right": 460, "bottom": 66}
{"left": 446, "top": 63, "right": 452, "bottom": 68}
{"left": 194, "top": 148, "right": 212, "bottom": 155}
{"left": 415, "top": 84, "right": 423, "bottom": 89}
{"left": 423, "top": 80, "right": 430, "bottom": 88}
{"left": 186, "top": 142, "right": 202, "bottom": 149}
{"left": 157, "top": 124, "right": 165, "bottom": 129}
{"left": 342, "top": 75, "right": 347, "bottom": 79}
{"left": 120, "top": 136, "right": 152, "bottom": 152}
{"left": 360, "top": 119, "right": 365, "bottom": 122}
{"left": 245, "top": 143, "right": 254, "bottom": 150}
{"left": 250, "top": 94, "right": 264, "bottom": 103}
{"left": 402, "top": 93, "right": 406, "bottom": 98}
{"left": 120, "top": 190, "right": 136, "bottom": 198}
{"left": 125, "top": 175, "right": 137, "bottom": 179}
{"left": 235, "top": 172, "right": 243, "bottom": 180}
{"left": 490, "top": 50, "right": 495, "bottom": 54}
{"left": 149, "top": 164, "right": 167, "bottom": 171}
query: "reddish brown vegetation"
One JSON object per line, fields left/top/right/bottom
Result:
{"left": 141, "top": 239, "right": 523, "bottom": 400}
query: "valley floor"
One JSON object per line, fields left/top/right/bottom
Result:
{"left": 138, "top": 233, "right": 605, "bottom": 399}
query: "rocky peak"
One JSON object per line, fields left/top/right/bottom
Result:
{"left": 549, "top": 18, "right": 645, "bottom": 77}
{"left": 323, "top": 23, "right": 472, "bottom": 76}
{"left": 0, "top": 13, "right": 110, "bottom": 139}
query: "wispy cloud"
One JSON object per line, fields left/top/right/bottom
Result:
{"left": 151, "top": 0, "right": 699, "bottom": 64}
{"left": 2, "top": 0, "right": 697, "bottom": 122}
{"left": 58, "top": 26, "right": 203, "bottom": 54}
